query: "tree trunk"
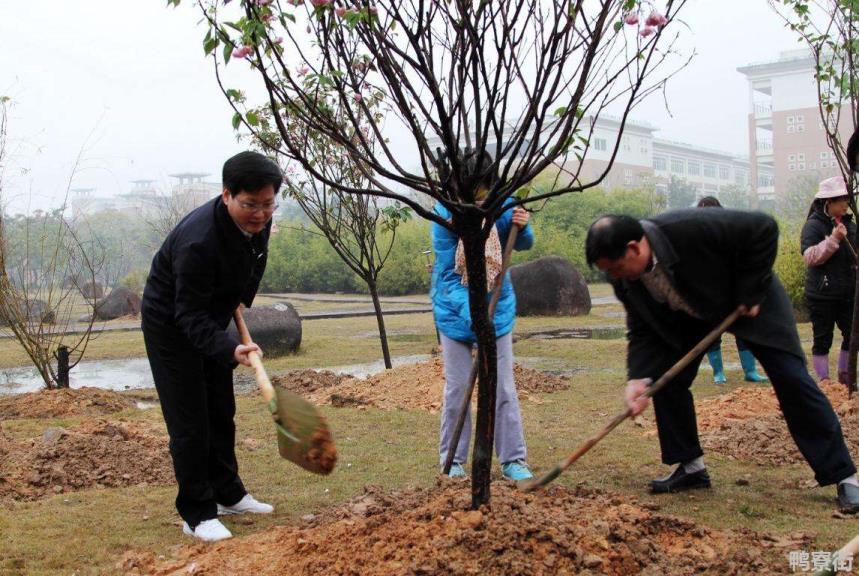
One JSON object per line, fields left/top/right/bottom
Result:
{"left": 849, "top": 257, "right": 859, "bottom": 394}
{"left": 367, "top": 280, "right": 393, "bottom": 370}
{"left": 460, "top": 221, "right": 497, "bottom": 509}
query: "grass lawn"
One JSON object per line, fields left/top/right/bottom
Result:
{"left": 0, "top": 285, "right": 853, "bottom": 575}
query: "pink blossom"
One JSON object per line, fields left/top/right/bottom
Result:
{"left": 310, "top": 0, "right": 331, "bottom": 6}
{"left": 335, "top": 6, "right": 347, "bottom": 17}
{"left": 368, "top": 6, "right": 378, "bottom": 15}
{"left": 255, "top": 0, "right": 274, "bottom": 5}
{"left": 353, "top": 93, "right": 362, "bottom": 102}
{"left": 262, "top": 13, "right": 276, "bottom": 22}
{"left": 232, "top": 45, "right": 253, "bottom": 58}
{"left": 273, "top": 37, "right": 284, "bottom": 45}
{"left": 297, "top": 64, "right": 310, "bottom": 76}
{"left": 639, "top": 26, "right": 655, "bottom": 38}
{"left": 623, "top": 12, "right": 639, "bottom": 25}
{"left": 645, "top": 11, "right": 668, "bottom": 27}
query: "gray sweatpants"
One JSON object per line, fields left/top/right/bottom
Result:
{"left": 438, "top": 332, "right": 527, "bottom": 467}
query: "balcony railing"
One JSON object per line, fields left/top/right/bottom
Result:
{"left": 756, "top": 140, "right": 773, "bottom": 153}
{"left": 753, "top": 101, "right": 772, "bottom": 116}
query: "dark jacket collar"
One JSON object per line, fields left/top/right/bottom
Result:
{"left": 641, "top": 219, "right": 678, "bottom": 272}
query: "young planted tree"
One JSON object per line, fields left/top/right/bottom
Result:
{"left": 271, "top": 93, "right": 409, "bottom": 369}
{"left": 770, "top": 0, "right": 859, "bottom": 391}
{"left": 175, "top": 0, "right": 688, "bottom": 507}
{"left": 0, "top": 100, "right": 105, "bottom": 389}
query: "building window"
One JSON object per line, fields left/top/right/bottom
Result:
{"left": 687, "top": 161, "right": 700, "bottom": 176}
{"left": 820, "top": 151, "right": 829, "bottom": 160}
{"left": 787, "top": 125, "right": 796, "bottom": 134}
{"left": 788, "top": 154, "right": 796, "bottom": 162}
{"left": 798, "top": 162, "right": 806, "bottom": 171}
{"left": 671, "top": 158, "right": 685, "bottom": 174}
{"left": 594, "top": 137, "right": 607, "bottom": 151}
{"left": 787, "top": 116, "right": 795, "bottom": 124}
{"left": 797, "top": 153, "right": 805, "bottom": 161}
{"left": 821, "top": 160, "right": 828, "bottom": 168}
{"left": 797, "top": 124, "right": 805, "bottom": 133}
{"left": 719, "top": 165, "right": 730, "bottom": 180}
{"left": 788, "top": 163, "right": 796, "bottom": 171}
{"left": 623, "top": 137, "right": 631, "bottom": 152}
{"left": 654, "top": 156, "right": 667, "bottom": 171}
{"left": 809, "top": 162, "right": 817, "bottom": 170}
{"left": 735, "top": 169, "right": 746, "bottom": 185}
{"left": 796, "top": 114, "right": 804, "bottom": 123}
{"left": 703, "top": 163, "right": 717, "bottom": 178}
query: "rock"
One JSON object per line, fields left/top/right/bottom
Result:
{"left": 241, "top": 437, "right": 263, "bottom": 452}
{"left": 509, "top": 256, "right": 591, "bottom": 316}
{"left": 95, "top": 287, "right": 141, "bottom": 320}
{"left": 735, "top": 478, "right": 750, "bottom": 486}
{"left": 583, "top": 554, "right": 603, "bottom": 569}
{"left": 301, "top": 514, "right": 316, "bottom": 522}
{"left": 42, "top": 427, "right": 67, "bottom": 445}
{"left": 226, "top": 303, "right": 301, "bottom": 357}
{"left": 0, "top": 299, "right": 56, "bottom": 326}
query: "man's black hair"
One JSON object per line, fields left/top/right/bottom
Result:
{"left": 697, "top": 196, "right": 722, "bottom": 208}
{"left": 585, "top": 214, "right": 645, "bottom": 267}
{"left": 222, "top": 151, "right": 283, "bottom": 196}
{"left": 848, "top": 127, "right": 859, "bottom": 173}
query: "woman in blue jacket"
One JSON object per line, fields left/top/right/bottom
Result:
{"left": 431, "top": 187, "right": 535, "bottom": 481}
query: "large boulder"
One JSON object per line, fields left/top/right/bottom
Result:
{"left": 95, "top": 287, "right": 141, "bottom": 320}
{"left": 510, "top": 256, "right": 591, "bottom": 317}
{"left": 0, "top": 299, "right": 55, "bottom": 326}
{"left": 227, "top": 303, "right": 302, "bottom": 357}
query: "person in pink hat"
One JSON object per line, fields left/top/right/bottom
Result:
{"left": 801, "top": 176, "right": 856, "bottom": 385}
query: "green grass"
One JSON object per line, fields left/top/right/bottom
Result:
{"left": 0, "top": 286, "right": 854, "bottom": 574}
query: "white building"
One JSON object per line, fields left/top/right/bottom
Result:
{"left": 738, "top": 49, "right": 852, "bottom": 205}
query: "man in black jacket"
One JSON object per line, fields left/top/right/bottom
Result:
{"left": 585, "top": 209, "right": 859, "bottom": 513}
{"left": 141, "top": 151, "right": 281, "bottom": 541}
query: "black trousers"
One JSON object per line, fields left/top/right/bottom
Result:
{"left": 807, "top": 297, "right": 853, "bottom": 355}
{"left": 653, "top": 338, "right": 856, "bottom": 486}
{"left": 142, "top": 321, "right": 246, "bottom": 527}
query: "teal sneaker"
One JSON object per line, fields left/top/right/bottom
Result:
{"left": 501, "top": 460, "right": 533, "bottom": 481}
{"left": 448, "top": 463, "right": 467, "bottom": 478}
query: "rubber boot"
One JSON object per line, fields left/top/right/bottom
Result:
{"left": 739, "top": 349, "right": 768, "bottom": 382}
{"left": 838, "top": 349, "right": 850, "bottom": 386}
{"left": 812, "top": 354, "right": 830, "bottom": 384}
{"left": 707, "top": 350, "right": 727, "bottom": 384}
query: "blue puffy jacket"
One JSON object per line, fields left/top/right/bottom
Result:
{"left": 430, "top": 199, "right": 534, "bottom": 344}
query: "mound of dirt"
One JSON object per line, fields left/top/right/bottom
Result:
{"left": 0, "top": 387, "right": 136, "bottom": 419}
{"left": 0, "top": 419, "right": 173, "bottom": 501}
{"left": 697, "top": 382, "right": 859, "bottom": 466}
{"left": 271, "top": 369, "right": 346, "bottom": 395}
{"left": 117, "top": 480, "right": 807, "bottom": 575}
{"left": 295, "top": 358, "right": 570, "bottom": 413}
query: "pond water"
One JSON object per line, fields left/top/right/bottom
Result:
{"left": 0, "top": 354, "right": 434, "bottom": 395}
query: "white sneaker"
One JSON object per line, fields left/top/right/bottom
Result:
{"left": 217, "top": 494, "right": 274, "bottom": 515}
{"left": 182, "top": 519, "right": 233, "bottom": 542}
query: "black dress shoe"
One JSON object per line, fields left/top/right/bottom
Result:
{"left": 837, "top": 482, "right": 859, "bottom": 514}
{"left": 650, "top": 466, "right": 711, "bottom": 494}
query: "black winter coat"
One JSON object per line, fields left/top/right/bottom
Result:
{"left": 610, "top": 209, "right": 804, "bottom": 381}
{"left": 801, "top": 206, "right": 856, "bottom": 301}
{"left": 141, "top": 196, "right": 270, "bottom": 366}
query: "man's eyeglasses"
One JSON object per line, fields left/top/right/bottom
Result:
{"left": 238, "top": 201, "right": 279, "bottom": 214}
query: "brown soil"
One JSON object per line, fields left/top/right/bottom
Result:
{"left": 697, "top": 381, "right": 859, "bottom": 466}
{"left": 0, "top": 387, "right": 135, "bottom": 419}
{"left": 0, "top": 419, "right": 173, "bottom": 501}
{"left": 116, "top": 480, "right": 806, "bottom": 576}
{"left": 271, "top": 369, "right": 345, "bottom": 395}
{"left": 274, "top": 359, "right": 570, "bottom": 413}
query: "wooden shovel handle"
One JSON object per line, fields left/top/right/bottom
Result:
{"left": 233, "top": 308, "right": 275, "bottom": 404}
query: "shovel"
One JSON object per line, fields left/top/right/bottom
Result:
{"left": 234, "top": 308, "right": 337, "bottom": 475}
{"left": 522, "top": 306, "right": 744, "bottom": 492}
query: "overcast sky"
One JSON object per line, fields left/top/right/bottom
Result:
{"left": 0, "top": 1, "right": 800, "bottom": 213}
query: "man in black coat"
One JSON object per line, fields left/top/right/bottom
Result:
{"left": 585, "top": 209, "right": 859, "bottom": 513}
{"left": 141, "top": 151, "right": 282, "bottom": 541}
